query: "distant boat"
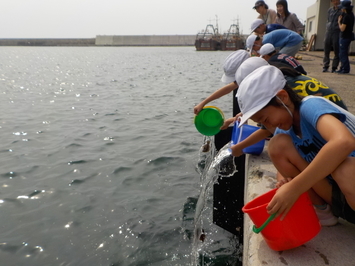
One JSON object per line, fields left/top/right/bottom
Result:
{"left": 195, "top": 23, "right": 244, "bottom": 51}
{"left": 220, "top": 24, "right": 245, "bottom": 51}
{"left": 194, "top": 24, "right": 222, "bottom": 51}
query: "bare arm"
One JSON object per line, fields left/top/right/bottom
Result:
{"left": 267, "top": 114, "right": 355, "bottom": 219}
{"left": 194, "top": 82, "right": 238, "bottom": 114}
{"left": 231, "top": 128, "right": 271, "bottom": 157}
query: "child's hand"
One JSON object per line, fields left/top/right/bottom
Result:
{"left": 220, "top": 113, "right": 243, "bottom": 130}
{"left": 193, "top": 103, "right": 205, "bottom": 115}
{"left": 275, "top": 177, "right": 292, "bottom": 188}
{"left": 231, "top": 144, "right": 244, "bottom": 157}
{"left": 220, "top": 117, "right": 235, "bottom": 130}
{"left": 267, "top": 182, "right": 301, "bottom": 220}
{"left": 235, "top": 112, "right": 243, "bottom": 121}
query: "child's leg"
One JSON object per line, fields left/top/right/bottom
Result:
{"left": 268, "top": 134, "right": 309, "bottom": 178}
{"left": 268, "top": 134, "right": 332, "bottom": 204}
{"left": 332, "top": 157, "right": 355, "bottom": 210}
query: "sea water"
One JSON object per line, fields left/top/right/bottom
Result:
{"left": 0, "top": 46, "right": 239, "bottom": 265}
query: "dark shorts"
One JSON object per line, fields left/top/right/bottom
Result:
{"left": 331, "top": 182, "right": 355, "bottom": 224}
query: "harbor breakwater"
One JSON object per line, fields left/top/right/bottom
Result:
{"left": 0, "top": 35, "right": 196, "bottom": 46}
{"left": 0, "top": 38, "right": 96, "bottom": 46}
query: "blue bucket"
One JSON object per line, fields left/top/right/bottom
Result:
{"left": 231, "top": 121, "right": 265, "bottom": 155}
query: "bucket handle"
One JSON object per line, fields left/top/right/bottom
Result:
{"left": 252, "top": 213, "right": 276, "bottom": 234}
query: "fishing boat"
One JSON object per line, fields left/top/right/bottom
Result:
{"left": 195, "top": 20, "right": 244, "bottom": 51}
{"left": 194, "top": 24, "right": 222, "bottom": 51}
{"left": 220, "top": 24, "right": 245, "bottom": 51}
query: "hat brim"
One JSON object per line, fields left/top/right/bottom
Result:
{"left": 238, "top": 100, "right": 269, "bottom": 127}
{"left": 221, "top": 73, "right": 235, "bottom": 84}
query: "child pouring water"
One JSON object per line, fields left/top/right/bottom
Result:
{"left": 236, "top": 65, "right": 355, "bottom": 224}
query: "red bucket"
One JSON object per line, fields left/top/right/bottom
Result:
{"left": 242, "top": 188, "right": 321, "bottom": 251}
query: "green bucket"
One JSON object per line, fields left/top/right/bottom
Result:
{"left": 194, "top": 106, "right": 224, "bottom": 136}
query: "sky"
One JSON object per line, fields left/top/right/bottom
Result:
{"left": 1, "top": 0, "right": 317, "bottom": 38}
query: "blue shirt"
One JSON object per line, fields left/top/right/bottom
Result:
{"left": 275, "top": 96, "right": 355, "bottom": 164}
{"left": 266, "top": 24, "right": 287, "bottom": 33}
{"left": 262, "top": 29, "right": 303, "bottom": 48}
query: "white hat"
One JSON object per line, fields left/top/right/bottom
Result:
{"left": 251, "top": 19, "right": 264, "bottom": 32}
{"left": 246, "top": 34, "right": 258, "bottom": 51}
{"left": 259, "top": 43, "right": 276, "bottom": 57}
{"left": 235, "top": 57, "right": 269, "bottom": 85}
{"left": 221, "top": 50, "right": 250, "bottom": 84}
{"left": 236, "top": 65, "right": 286, "bottom": 126}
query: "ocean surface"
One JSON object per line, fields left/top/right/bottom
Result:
{"left": 0, "top": 46, "right": 240, "bottom": 266}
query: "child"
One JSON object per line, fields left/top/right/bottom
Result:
{"left": 228, "top": 60, "right": 347, "bottom": 158}
{"left": 237, "top": 65, "right": 355, "bottom": 224}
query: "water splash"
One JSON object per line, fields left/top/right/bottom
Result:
{"left": 191, "top": 138, "right": 238, "bottom": 265}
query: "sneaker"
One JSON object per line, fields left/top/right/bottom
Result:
{"left": 336, "top": 70, "right": 349, "bottom": 74}
{"left": 331, "top": 68, "right": 337, "bottom": 73}
{"left": 314, "top": 204, "right": 338, "bottom": 226}
{"left": 322, "top": 68, "right": 328, "bottom": 73}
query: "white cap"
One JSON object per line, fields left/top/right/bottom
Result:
{"left": 251, "top": 19, "right": 264, "bottom": 32}
{"left": 221, "top": 50, "right": 250, "bottom": 84}
{"left": 246, "top": 34, "right": 258, "bottom": 51}
{"left": 236, "top": 65, "right": 286, "bottom": 126}
{"left": 259, "top": 43, "right": 276, "bottom": 57}
{"left": 235, "top": 57, "right": 269, "bottom": 86}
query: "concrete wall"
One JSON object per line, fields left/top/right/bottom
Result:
{"left": 95, "top": 35, "right": 196, "bottom": 46}
{"left": 0, "top": 38, "right": 95, "bottom": 46}
{"left": 305, "top": 1, "right": 318, "bottom": 40}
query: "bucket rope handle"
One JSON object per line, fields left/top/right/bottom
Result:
{"left": 252, "top": 213, "right": 276, "bottom": 234}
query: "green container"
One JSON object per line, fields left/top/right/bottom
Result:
{"left": 194, "top": 106, "right": 224, "bottom": 136}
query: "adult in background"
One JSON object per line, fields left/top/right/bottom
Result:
{"left": 275, "top": 0, "right": 304, "bottom": 35}
{"left": 246, "top": 29, "right": 304, "bottom": 57}
{"left": 323, "top": 0, "right": 342, "bottom": 73}
{"left": 259, "top": 43, "right": 307, "bottom": 75}
{"left": 253, "top": 0, "right": 277, "bottom": 25}
{"left": 251, "top": 18, "right": 287, "bottom": 36}
{"left": 337, "top": 0, "right": 354, "bottom": 74}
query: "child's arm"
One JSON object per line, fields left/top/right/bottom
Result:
{"left": 194, "top": 82, "right": 238, "bottom": 114}
{"left": 220, "top": 113, "right": 244, "bottom": 130}
{"left": 231, "top": 128, "right": 271, "bottom": 157}
{"left": 267, "top": 114, "right": 355, "bottom": 220}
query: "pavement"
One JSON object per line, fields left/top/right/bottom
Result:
{"left": 243, "top": 51, "right": 355, "bottom": 266}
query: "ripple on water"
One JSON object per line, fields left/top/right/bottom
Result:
{"left": 112, "top": 166, "right": 132, "bottom": 175}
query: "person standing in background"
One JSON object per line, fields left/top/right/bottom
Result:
{"left": 337, "top": 0, "right": 354, "bottom": 74}
{"left": 253, "top": 0, "right": 277, "bottom": 25}
{"left": 275, "top": 0, "right": 304, "bottom": 35}
{"left": 323, "top": 0, "right": 342, "bottom": 73}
